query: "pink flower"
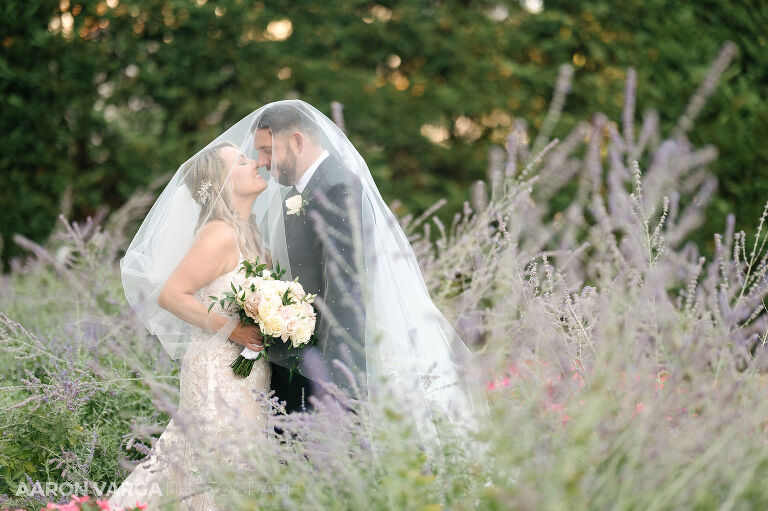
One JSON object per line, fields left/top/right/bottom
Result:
{"left": 284, "top": 318, "right": 298, "bottom": 337}
{"left": 486, "top": 375, "right": 512, "bottom": 391}
{"left": 134, "top": 501, "right": 148, "bottom": 510}
{"left": 243, "top": 291, "right": 263, "bottom": 319}
{"left": 96, "top": 500, "right": 112, "bottom": 510}
{"left": 42, "top": 503, "right": 79, "bottom": 511}
{"left": 72, "top": 496, "right": 90, "bottom": 504}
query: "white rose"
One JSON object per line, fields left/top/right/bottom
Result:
{"left": 285, "top": 195, "right": 303, "bottom": 215}
{"left": 272, "top": 280, "right": 289, "bottom": 295}
{"left": 272, "top": 293, "right": 284, "bottom": 306}
{"left": 265, "top": 290, "right": 283, "bottom": 305}
{"left": 300, "top": 301, "right": 315, "bottom": 317}
{"left": 257, "top": 301, "right": 277, "bottom": 321}
{"left": 288, "top": 281, "right": 305, "bottom": 298}
{"left": 263, "top": 315, "right": 286, "bottom": 338}
{"left": 293, "top": 324, "right": 312, "bottom": 347}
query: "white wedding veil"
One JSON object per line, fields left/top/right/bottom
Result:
{"left": 121, "top": 99, "right": 489, "bottom": 449}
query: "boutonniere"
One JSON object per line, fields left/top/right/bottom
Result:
{"left": 285, "top": 193, "right": 311, "bottom": 216}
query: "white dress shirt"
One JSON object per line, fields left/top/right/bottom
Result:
{"left": 295, "top": 150, "right": 329, "bottom": 193}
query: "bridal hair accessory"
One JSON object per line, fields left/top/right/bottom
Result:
{"left": 196, "top": 180, "right": 213, "bottom": 205}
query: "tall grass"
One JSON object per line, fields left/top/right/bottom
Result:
{"left": 3, "top": 41, "right": 768, "bottom": 510}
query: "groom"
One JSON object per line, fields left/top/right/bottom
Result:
{"left": 252, "top": 104, "right": 366, "bottom": 414}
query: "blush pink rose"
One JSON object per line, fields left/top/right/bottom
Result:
{"left": 243, "top": 291, "right": 263, "bottom": 319}
{"left": 280, "top": 306, "right": 296, "bottom": 320}
{"left": 284, "top": 318, "right": 299, "bottom": 337}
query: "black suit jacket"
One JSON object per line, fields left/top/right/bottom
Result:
{"left": 269, "top": 155, "right": 366, "bottom": 391}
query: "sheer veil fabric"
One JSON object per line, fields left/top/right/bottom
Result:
{"left": 121, "top": 99, "right": 489, "bottom": 452}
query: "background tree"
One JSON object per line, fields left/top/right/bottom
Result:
{"left": 1, "top": 0, "right": 766, "bottom": 267}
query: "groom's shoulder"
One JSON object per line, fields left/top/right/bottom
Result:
{"left": 319, "top": 155, "right": 362, "bottom": 190}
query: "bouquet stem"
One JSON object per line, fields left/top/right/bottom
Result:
{"left": 230, "top": 347, "right": 264, "bottom": 378}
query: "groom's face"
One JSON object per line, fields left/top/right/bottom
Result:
{"left": 254, "top": 128, "right": 297, "bottom": 186}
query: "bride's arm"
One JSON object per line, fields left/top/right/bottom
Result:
{"left": 157, "top": 222, "right": 263, "bottom": 352}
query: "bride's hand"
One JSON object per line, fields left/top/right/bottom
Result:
{"left": 229, "top": 324, "right": 264, "bottom": 352}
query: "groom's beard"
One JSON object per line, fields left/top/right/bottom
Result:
{"left": 276, "top": 147, "right": 298, "bottom": 186}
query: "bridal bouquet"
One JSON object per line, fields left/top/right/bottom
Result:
{"left": 208, "top": 258, "right": 317, "bottom": 379}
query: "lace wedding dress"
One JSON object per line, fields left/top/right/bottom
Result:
{"left": 109, "top": 260, "right": 272, "bottom": 510}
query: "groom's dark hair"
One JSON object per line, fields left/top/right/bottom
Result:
{"left": 252, "top": 103, "right": 323, "bottom": 144}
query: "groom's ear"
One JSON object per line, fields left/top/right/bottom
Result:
{"left": 290, "top": 132, "right": 303, "bottom": 153}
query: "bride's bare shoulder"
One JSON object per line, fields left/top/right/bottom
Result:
{"left": 193, "top": 220, "right": 237, "bottom": 252}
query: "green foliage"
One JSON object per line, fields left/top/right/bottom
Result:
{"left": 1, "top": 0, "right": 766, "bottom": 267}
{"left": 0, "top": 324, "right": 174, "bottom": 505}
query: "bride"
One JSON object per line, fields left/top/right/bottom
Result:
{"left": 111, "top": 141, "right": 271, "bottom": 510}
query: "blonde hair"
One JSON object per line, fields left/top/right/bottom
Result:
{"left": 182, "top": 141, "right": 270, "bottom": 265}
